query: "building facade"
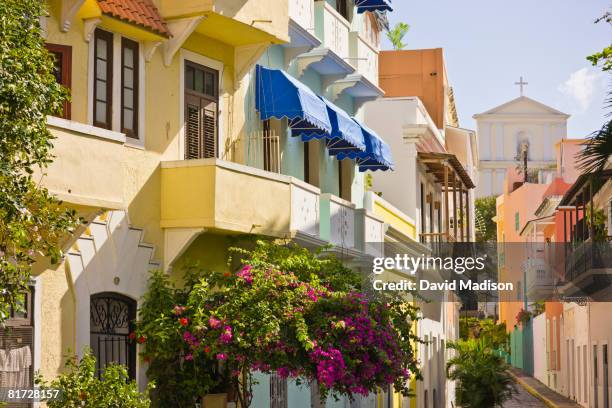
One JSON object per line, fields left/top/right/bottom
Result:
{"left": 473, "top": 96, "right": 569, "bottom": 198}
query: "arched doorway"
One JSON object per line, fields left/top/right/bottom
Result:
{"left": 90, "top": 292, "right": 136, "bottom": 379}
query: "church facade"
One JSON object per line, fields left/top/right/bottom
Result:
{"left": 473, "top": 95, "right": 569, "bottom": 198}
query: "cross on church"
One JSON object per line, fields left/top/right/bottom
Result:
{"left": 514, "top": 76, "right": 528, "bottom": 96}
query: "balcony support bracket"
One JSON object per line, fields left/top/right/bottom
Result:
{"left": 82, "top": 18, "right": 101, "bottom": 43}
{"left": 60, "top": 0, "right": 86, "bottom": 32}
{"left": 235, "top": 42, "right": 270, "bottom": 90}
{"left": 144, "top": 41, "right": 162, "bottom": 62}
{"left": 163, "top": 227, "right": 206, "bottom": 272}
{"left": 163, "top": 16, "right": 205, "bottom": 67}
{"left": 295, "top": 54, "right": 325, "bottom": 79}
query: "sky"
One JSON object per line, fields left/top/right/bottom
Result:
{"left": 380, "top": 0, "right": 611, "bottom": 138}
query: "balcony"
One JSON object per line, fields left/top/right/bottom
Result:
{"left": 41, "top": 117, "right": 125, "bottom": 210}
{"left": 364, "top": 191, "right": 417, "bottom": 241}
{"left": 157, "top": 0, "right": 290, "bottom": 45}
{"left": 355, "top": 208, "right": 385, "bottom": 257}
{"left": 562, "top": 242, "right": 612, "bottom": 299}
{"left": 349, "top": 31, "right": 378, "bottom": 85}
{"left": 524, "top": 258, "right": 554, "bottom": 300}
{"left": 161, "top": 159, "right": 320, "bottom": 240}
{"left": 314, "top": 1, "right": 351, "bottom": 62}
{"left": 320, "top": 194, "right": 356, "bottom": 250}
{"left": 289, "top": 0, "right": 315, "bottom": 33}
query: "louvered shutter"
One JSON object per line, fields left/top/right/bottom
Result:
{"left": 185, "top": 94, "right": 202, "bottom": 159}
{"left": 184, "top": 62, "right": 218, "bottom": 160}
{"left": 203, "top": 99, "right": 217, "bottom": 159}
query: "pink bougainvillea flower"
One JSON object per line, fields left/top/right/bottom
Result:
{"left": 236, "top": 265, "right": 254, "bottom": 284}
{"left": 208, "top": 316, "right": 222, "bottom": 329}
{"left": 184, "top": 353, "right": 193, "bottom": 361}
{"left": 173, "top": 305, "right": 186, "bottom": 316}
{"left": 277, "top": 367, "right": 290, "bottom": 378}
{"left": 216, "top": 353, "right": 228, "bottom": 361}
{"left": 219, "top": 325, "right": 233, "bottom": 344}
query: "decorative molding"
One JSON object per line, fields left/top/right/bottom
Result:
{"left": 295, "top": 53, "right": 325, "bottom": 78}
{"left": 143, "top": 41, "right": 162, "bottom": 62}
{"left": 284, "top": 45, "right": 312, "bottom": 70}
{"left": 60, "top": 0, "right": 86, "bottom": 32}
{"left": 163, "top": 16, "right": 205, "bottom": 67}
{"left": 83, "top": 18, "right": 101, "bottom": 42}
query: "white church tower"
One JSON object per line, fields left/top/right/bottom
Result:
{"left": 473, "top": 78, "right": 569, "bottom": 197}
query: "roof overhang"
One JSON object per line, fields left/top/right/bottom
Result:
{"left": 558, "top": 169, "right": 612, "bottom": 206}
{"left": 417, "top": 152, "right": 475, "bottom": 189}
{"left": 519, "top": 215, "right": 555, "bottom": 237}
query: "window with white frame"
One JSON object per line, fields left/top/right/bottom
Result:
{"left": 92, "top": 28, "right": 142, "bottom": 140}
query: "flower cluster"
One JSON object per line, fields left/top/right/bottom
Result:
{"left": 135, "top": 241, "right": 420, "bottom": 406}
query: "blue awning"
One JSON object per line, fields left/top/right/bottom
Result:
{"left": 352, "top": 118, "right": 394, "bottom": 172}
{"left": 256, "top": 65, "right": 331, "bottom": 137}
{"left": 355, "top": 0, "right": 392, "bottom": 13}
{"left": 316, "top": 97, "right": 365, "bottom": 157}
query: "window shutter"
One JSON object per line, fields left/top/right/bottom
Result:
{"left": 203, "top": 100, "right": 217, "bottom": 159}
{"left": 185, "top": 95, "right": 202, "bottom": 160}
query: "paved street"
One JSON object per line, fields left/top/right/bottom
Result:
{"left": 503, "top": 382, "right": 546, "bottom": 407}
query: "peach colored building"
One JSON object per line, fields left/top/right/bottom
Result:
{"left": 378, "top": 48, "right": 457, "bottom": 130}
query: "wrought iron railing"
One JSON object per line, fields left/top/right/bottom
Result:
{"left": 564, "top": 242, "right": 612, "bottom": 282}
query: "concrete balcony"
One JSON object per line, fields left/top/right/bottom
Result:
{"left": 42, "top": 117, "right": 125, "bottom": 210}
{"left": 320, "top": 193, "right": 356, "bottom": 250}
{"left": 158, "top": 0, "right": 290, "bottom": 45}
{"left": 160, "top": 159, "right": 320, "bottom": 239}
{"left": 364, "top": 191, "right": 417, "bottom": 242}
{"left": 525, "top": 258, "right": 554, "bottom": 299}
{"left": 289, "top": 0, "right": 315, "bottom": 33}
{"left": 355, "top": 208, "right": 385, "bottom": 258}
{"left": 349, "top": 31, "right": 379, "bottom": 85}
{"left": 314, "top": 1, "right": 351, "bottom": 61}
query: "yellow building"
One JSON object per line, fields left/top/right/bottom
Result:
{"left": 19, "top": 1, "right": 420, "bottom": 407}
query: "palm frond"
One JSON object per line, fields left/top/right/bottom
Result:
{"left": 577, "top": 84, "right": 612, "bottom": 174}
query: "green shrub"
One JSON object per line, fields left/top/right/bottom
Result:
{"left": 36, "top": 349, "right": 152, "bottom": 408}
{"left": 446, "top": 339, "right": 516, "bottom": 408}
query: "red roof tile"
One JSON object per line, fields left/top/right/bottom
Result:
{"left": 97, "top": 0, "right": 170, "bottom": 37}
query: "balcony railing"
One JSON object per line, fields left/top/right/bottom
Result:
{"left": 349, "top": 31, "right": 378, "bottom": 85}
{"left": 161, "top": 159, "right": 320, "bottom": 240}
{"left": 289, "top": 0, "right": 315, "bottom": 31}
{"left": 315, "top": 1, "right": 350, "bottom": 60}
{"left": 320, "top": 193, "right": 355, "bottom": 249}
{"left": 565, "top": 242, "right": 612, "bottom": 283}
{"left": 246, "top": 129, "right": 281, "bottom": 174}
{"left": 525, "top": 258, "right": 553, "bottom": 298}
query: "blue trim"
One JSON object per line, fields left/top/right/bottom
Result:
{"left": 255, "top": 65, "right": 331, "bottom": 136}
{"left": 355, "top": 0, "right": 392, "bottom": 13}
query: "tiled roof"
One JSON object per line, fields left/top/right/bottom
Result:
{"left": 97, "top": 0, "right": 170, "bottom": 37}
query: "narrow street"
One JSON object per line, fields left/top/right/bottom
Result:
{"left": 502, "top": 383, "right": 547, "bottom": 408}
